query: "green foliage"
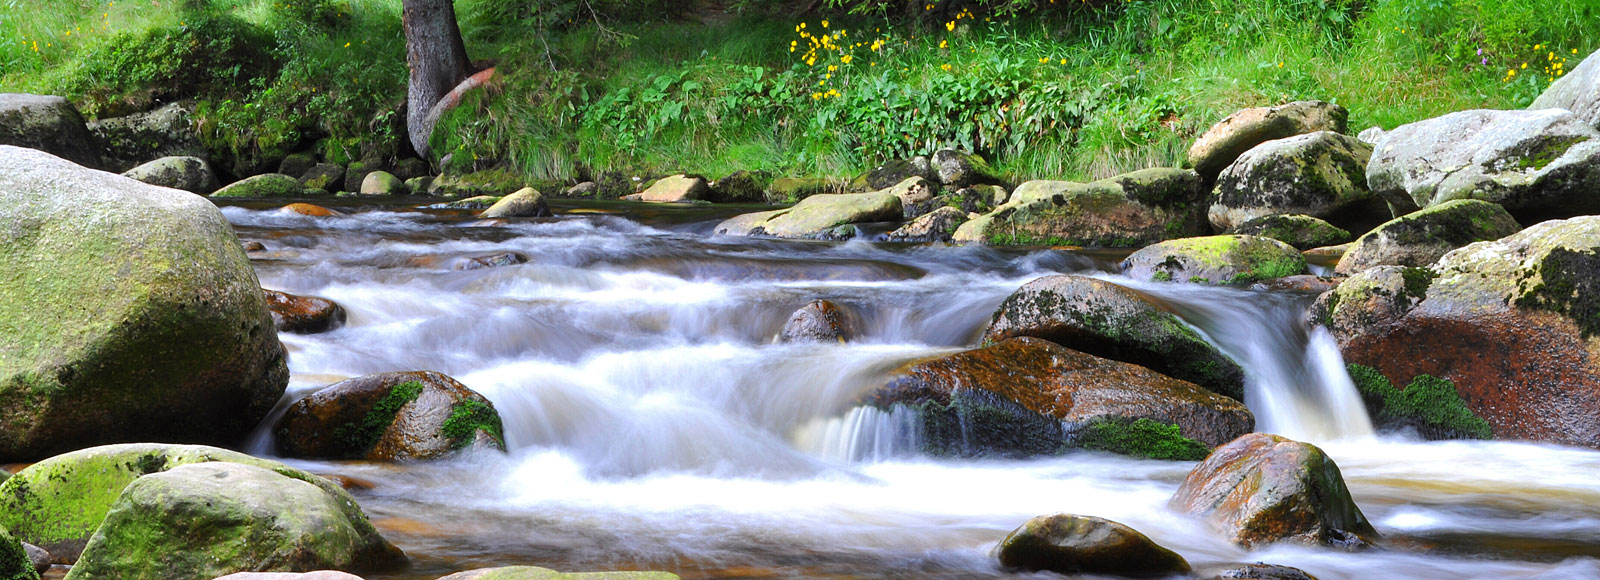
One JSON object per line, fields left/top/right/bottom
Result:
{"left": 1347, "top": 364, "right": 1493, "bottom": 440}
{"left": 333, "top": 380, "right": 424, "bottom": 455}
{"left": 441, "top": 399, "right": 506, "bottom": 450}
{"left": 1076, "top": 418, "right": 1209, "bottom": 461}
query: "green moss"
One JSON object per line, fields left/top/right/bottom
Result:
{"left": 1152, "top": 271, "right": 1174, "bottom": 282}
{"left": 0, "top": 524, "right": 36, "bottom": 580}
{"left": 440, "top": 399, "right": 506, "bottom": 451}
{"left": 1346, "top": 364, "right": 1492, "bottom": 440}
{"left": 332, "top": 380, "right": 423, "bottom": 455}
{"left": 1400, "top": 267, "right": 1437, "bottom": 301}
{"left": 1075, "top": 418, "right": 1210, "bottom": 461}
{"left": 1517, "top": 135, "right": 1586, "bottom": 171}
{"left": 1514, "top": 248, "right": 1600, "bottom": 339}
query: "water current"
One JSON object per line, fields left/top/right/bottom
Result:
{"left": 222, "top": 199, "right": 1600, "bottom": 580}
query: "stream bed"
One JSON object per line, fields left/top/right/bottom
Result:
{"left": 221, "top": 199, "right": 1600, "bottom": 580}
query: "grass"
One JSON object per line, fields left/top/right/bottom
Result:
{"left": 1, "top": 0, "right": 1594, "bottom": 187}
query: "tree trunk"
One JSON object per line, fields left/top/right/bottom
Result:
{"left": 403, "top": 0, "right": 473, "bottom": 158}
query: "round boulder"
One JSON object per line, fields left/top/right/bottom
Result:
{"left": 69, "top": 462, "right": 406, "bottom": 579}
{"left": 953, "top": 168, "right": 1209, "bottom": 247}
{"left": 480, "top": 187, "right": 551, "bottom": 218}
{"left": 1188, "top": 100, "right": 1348, "bottom": 180}
{"left": 265, "top": 289, "right": 347, "bottom": 334}
{"left": 778, "top": 300, "right": 860, "bottom": 344}
{"left": 121, "top": 156, "right": 220, "bottom": 195}
{"left": 0, "top": 94, "right": 99, "bottom": 168}
{"left": 211, "top": 173, "right": 314, "bottom": 198}
{"left": 1208, "top": 131, "right": 1376, "bottom": 231}
{"left": 359, "top": 170, "right": 404, "bottom": 195}
{"left": 996, "top": 514, "right": 1189, "bottom": 578}
{"left": 1334, "top": 199, "right": 1520, "bottom": 275}
{"left": 1170, "top": 433, "right": 1377, "bottom": 549}
{"left": 982, "top": 275, "right": 1245, "bottom": 399}
{"left": 281, "top": 203, "right": 345, "bottom": 217}
{"left": 0, "top": 146, "right": 288, "bottom": 460}
{"left": 639, "top": 174, "right": 710, "bottom": 202}
{"left": 1231, "top": 214, "right": 1352, "bottom": 251}
{"left": 1122, "top": 235, "right": 1306, "bottom": 285}
{"left": 274, "top": 371, "right": 507, "bottom": 461}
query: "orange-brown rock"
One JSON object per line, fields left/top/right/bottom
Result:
{"left": 1171, "top": 433, "right": 1376, "bottom": 549}
{"left": 996, "top": 514, "right": 1190, "bottom": 578}
{"left": 274, "top": 371, "right": 506, "bottom": 461}
{"left": 280, "top": 203, "right": 345, "bottom": 217}
{"left": 264, "top": 289, "right": 346, "bottom": 334}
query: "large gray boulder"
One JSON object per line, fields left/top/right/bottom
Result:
{"left": 1334, "top": 199, "right": 1520, "bottom": 275}
{"left": 931, "top": 149, "right": 1001, "bottom": 188}
{"left": 65, "top": 462, "right": 406, "bottom": 580}
{"left": 0, "top": 147, "right": 288, "bottom": 460}
{"left": 0, "top": 94, "right": 99, "bottom": 168}
{"left": 996, "top": 514, "right": 1189, "bottom": 578}
{"left": 1122, "top": 235, "right": 1307, "bottom": 285}
{"left": 1188, "top": 101, "right": 1348, "bottom": 181}
{"left": 86, "top": 101, "right": 204, "bottom": 173}
{"left": 952, "top": 168, "right": 1208, "bottom": 247}
{"left": 1366, "top": 108, "right": 1600, "bottom": 222}
{"left": 713, "top": 190, "right": 901, "bottom": 240}
{"left": 639, "top": 174, "right": 710, "bottom": 202}
{"left": 121, "top": 156, "right": 220, "bottom": 195}
{"left": 211, "top": 173, "right": 318, "bottom": 198}
{"left": 1231, "top": 214, "right": 1352, "bottom": 251}
{"left": 1208, "top": 131, "right": 1376, "bottom": 231}
{"left": 1532, "top": 48, "right": 1600, "bottom": 130}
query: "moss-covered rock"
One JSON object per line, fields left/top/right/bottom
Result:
{"left": 359, "top": 171, "right": 404, "bottom": 195}
{"left": 1170, "top": 433, "right": 1377, "bottom": 549}
{"left": 1346, "top": 364, "right": 1492, "bottom": 440}
{"left": 864, "top": 155, "right": 939, "bottom": 190}
{"left": 1122, "top": 235, "right": 1306, "bottom": 285}
{"left": 342, "top": 159, "right": 388, "bottom": 193}
{"left": 64, "top": 462, "right": 406, "bottom": 580}
{"left": 1531, "top": 48, "right": 1600, "bottom": 131}
{"left": 713, "top": 190, "right": 901, "bottom": 240}
{"left": 87, "top": 101, "right": 203, "bottom": 173}
{"left": 0, "top": 444, "right": 313, "bottom": 562}
{"left": 298, "top": 163, "right": 346, "bottom": 193}
{"left": 867, "top": 338, "right": 1253, "bottom": 458}
{"left": 996, "top": 514, "right": 1190, "bottom": 578}
{"left": 430, "top": 169, "right": 524, "bottom": 198}
{"left": 121, "top": 155, "right": 220, "bottom": 195}
{"left": 436, "top": 567, "right": 678, "bottom": 580}
{"left": 0, "top": 525, "right": 37, "bottom": 580}
{"left": 278, "top": 152, "right": 317, "bottom": 178}
{"left": 1188, "top": 100, "right": 1348, "bottom": 181}
{"left": 953, "top": 168, "right": 1208, "bottom": 247}
{"left": 1306, "top": 265, "right": 1430, "bottom": 338}
{"left": 480, "top": 188, "right": 551, "bottom": 218}
{"left": 1074, "top": 418, "right": 1211, "bottom": 461}
{"left": 931, "top": 149, "right": 1002, "bottom": 188}
{"left": 709, "top": 170, "right": 772, "bottom": 203}
{"left": 764, "top": 177, "right": 832, "bottom": 203}
{"left": 211, "top": 173, "right": 318, "bottom": 198}
{"left": 1208, "top": 131, "right": 1377, "bottom": 232}
{"left": 1334, "top": 199, "right": 1520, "bottom": 275}
{"left": 1367, "top": 108, "right": 1600, "bottom": 222}
{"left": 1231, "top": 214, "right": 1352, "bottom": 251}
{"left": 274, "top": 371, "right": 506, "bottom": 461}
{"left": 0, "top": 94, "right": 100, "bottom": 169}
{"left": 0, "top": 146, "right": 288, "bottom": 461}
{"left": 638, "top": 174, "right": 711, "bottom": 202}
{"left": 981, "top": 275, "right": 1245, "bottom": 399}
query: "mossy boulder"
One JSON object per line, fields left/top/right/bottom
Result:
{"left": 431, "top": 195, "right": 502, "bottom": 210}
{"left": 436, "top": 567, "right": 678, "bottom": 580}
{"left": 1334, "top": 199, "right": 1520, "bottom": 275}
{"left": 0, "top": 525, "right": 36, "bottom": 580}
{"left": 359, "top": 171, "right": 404, "bottom": 196}
{"left": 299, "top": 163, "right": 346, "bottom": 193}
{"left": 931, "top": 149, "right": 1002, "bottom": 188}
{"left": 866, "top": 337, "right": 1253, "bottom": 458}
{"left": 121, "top": 156, "right": 220, "bottom": 195}
{"left": 981, "top": 275, "right": 1246, "bottom": 400}
{"left": 1208, "top": 131, "right": 1377, "bottom": 232}
{"left": 1366, "top": 108, "right": 1600, "bottom": 222}
{"left": 1311, "top": 217, "right": 1600, "bottom": 448}
{"left": 406, "top": 176, "right": 435, "bottom": 196}
{"left": 264, "top": 290, "right": 347, "bottom": 334}
{"left": 430, "top": 169, "right": 524, "bottom": 198}
{"left": 996, "top": 514, "right": 1189, "bottom": 578}
{"left": 764, "top": 177, "right": 832, "bottom": 203}
{"left": 639, "top": 174, "right": 711, "bottom": 202}
{"left": 883, "top": 206, "right": 967, "bottom": 243}
{"left": 211, "top": 173, "right": 318, "bottom": 198}
{"left": 953, "top": 168, "right": 1208, "bottom": 247}
{"left": 274, "top": 371, "right": 507, "bottom": 461}
{"left": 86, "top": 101, "right": 203, "bottom": 173}
{"left": 709, "top": 170, "right": 772, "bottom": 203}
{"left": 778, "top": 300, "right": 860, "bottom": 344}
{"left": 1170, "top": 433, "right": 1377, "bottom": 549}
{"left": 713, "top": 190, "right": 901, "bottom": 240}
{"left": 342, "top": 159, "right": 388, "bottom": 193}
{"left": 0, "top": 146, "right": 288, "bottom": 460}
{"left": 1188, "top": 100, "right": 1348, "bottom": 181}
{"left": 1532, "top": 48, "right": 1600, "bottom": 130}
{"left": 480, "top": 188, "right": 551, "bottom": 218}
{"left": 0, "top": 94, "right": 100, "bottom": 169}
{"left": 1122, "top": 235, "right": 1306, "bottom": 285}
{"left": 278, "top": 152, "right": 318, "bottom": 178}
{"left": 864, "top": 156, "right": 939, "bottom": 190}
{"left": 1346, "top": 364, "right": 1492, "bottom": 440}
{"left": 65, "top": 462, "right": 406, "bottom": 580}
{"left": 0, "top": 443, "right": 315, "bottom": 562}
{"left": 1231, "top": 214, "right": 1352, "bottom": 251}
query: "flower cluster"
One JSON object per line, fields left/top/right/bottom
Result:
{"left": 1504, "top": 43, "right": 1580, "bottom": 84}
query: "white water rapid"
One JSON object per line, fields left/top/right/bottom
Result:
{"left": 226, "top": 200, "right": 1600, "bottom": 580}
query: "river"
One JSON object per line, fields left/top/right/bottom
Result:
{"left": 220, "top": 199, "right": 1600, "bottom": 580}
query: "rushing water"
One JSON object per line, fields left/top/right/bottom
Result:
{"left": 223, "top": 200, "right": 1600, "bottom": 580}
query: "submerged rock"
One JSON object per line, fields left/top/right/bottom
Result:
{"left": 68, "top": 462, "right": 406, "bottom": 579}
{"left": 480, "top": 188, "right": 551, "bottom": 218}
{"left": 265, "top": 289, "right": 347, "bottom": 334}
{"left": 121, "top": 155, "right": 220, "bottom": 195}
{"left": 0, "top": 93, "right": 100, "bottom": 168}
{"left": 868, "top": 338, "right": 1253, "bottom": 458}
{"left": 1334, "top": 199, "right": 1519, "bottom": 275}
{"left": 1532, "top": 48, "right": 1600, "bottom": 130}
{"left": 639, "top": 174, "right": 711, "bottom": 202}
{"left": 1231, "top": 214, "right": 1352, "bottom": 251}
{"left": 1366, "top": 108, "right": 1600, "bottom": 222}
{"left": 1310, "top": 217, "right": 1600, "bottom": 448}
{"left": 778, "top": 300, "right": 860, "bottom": 344}
{"left": 1188, "top": 100, "right": 1348, "bottom": 181}
{"left": 953, "top": 168, "right": 1208, "bottom": 247}
{"left": 435, "top": 567, "right": 678, "bottom": 580}
{"left": 274, "top": 371, "right": 507, "bottom": 461}
{"left": 1208, "top": 131, "right": 1376, "bottom": 231}
{"left": 713, "top": 190, "right": 901, "bottom": 240}
{"left": 1170, "top": 433, "right": 1377, "bottom": 549}
{"left": 452, "top": 252, "right": 530, "bottom": 270}
{"left": 981, "top": 275, "right": 1245, "bottom": 399}
{"left": 1122, "top": 235, "right": 1306, "bottom": 285}
{"left": 0, "top": 146, "right": 288, "bottom": 460}
{"left": 996, "top": 514, "right": 1190, "bottom": 578}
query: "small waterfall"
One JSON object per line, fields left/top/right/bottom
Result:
{"left": 793, "top": 405, "right": 923, "bottom": 463}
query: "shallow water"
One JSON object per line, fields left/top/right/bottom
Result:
{"left": 223, "top": 199, "right": 1600, "bottom": 580}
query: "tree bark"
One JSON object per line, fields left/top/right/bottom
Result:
{"left": 403, "top": 0, "right": 473, "bottom": 158}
